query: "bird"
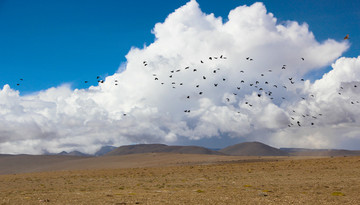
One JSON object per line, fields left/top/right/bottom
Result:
{"left": 20, "top": 78, "right": 23, "bottom": 81}
{"left": 209, "top": 57, "right": 212, "bottom": 60}
{"left": 84, "top": 81, "right": 88, "bottom": 83}
{"left": 200, "top": 60, "right": 204, "bottom": 63}
{"left": 214, "top": 83, "right": 218, "bottom": 87}
{"left": 185, "top": 66, "right": 189, "bottom": 69}
{"left": 344, "top": 34, "right": 350, "bottom": 40}
{"left": 223, "top": 78, "right": 226, "bottom": 81}
{"left": 187, "top": 96, "right": 190, "bottom": 99}
{"left": 199, "top": 92, "right": 203, "bottom": 95}
{"left": 301, "top": 58, "right": 304, "bottom": 61}
{"left": 203, "top": 76, "right": 206, "bottom": 80}
{"left": 196, "top": 85, "right": 199, "bottom": 88}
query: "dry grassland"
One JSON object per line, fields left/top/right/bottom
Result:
{"left": 1, "top": 155, "right": 360, "bottom": 204}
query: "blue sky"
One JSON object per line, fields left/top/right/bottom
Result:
{"left": 0, "top": 0, "right": 359, "bottom": 94}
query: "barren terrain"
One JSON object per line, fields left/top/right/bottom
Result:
{"left": 1, "top": 154, "right": 360, "bottom": 204}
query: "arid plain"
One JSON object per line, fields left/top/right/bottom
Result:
{"left": 1, "top": 154, "right": 360, "bottom": 204}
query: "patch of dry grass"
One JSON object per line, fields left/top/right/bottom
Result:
{"left": 1, "top": 156, "right": 360, "bottom": 204}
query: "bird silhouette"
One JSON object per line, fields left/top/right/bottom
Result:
{"left": 344, "top": 34, "right": 350, "bottom": 40}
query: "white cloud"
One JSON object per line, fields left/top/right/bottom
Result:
{"left": 0, "top": 0, "right": 356, "bottom": 154}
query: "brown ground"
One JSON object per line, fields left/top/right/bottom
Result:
{"left": 1, "top": 154, "right": 360, "bottom": 204}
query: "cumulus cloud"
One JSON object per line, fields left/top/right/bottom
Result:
{"left": 0, "top": 0, "right": 356, "bottom": 154}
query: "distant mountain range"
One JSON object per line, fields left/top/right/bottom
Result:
{"left": 105, "top": 144, "right": 222, "bottom": 156}
{"left": 7, "top": 142, "right": 360, "bottom": 157}
{"left": 90, "top": 142, "right": 360, "bottom": 157}
{"left": 219, "top": 141, "right": 288, "bottom": 156}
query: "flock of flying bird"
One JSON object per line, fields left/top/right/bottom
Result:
{"left": 10, "top": 35, "right": 354, "bottom": 128}
{"left": 144, "top": 52, "right": 357, "bottom": 128}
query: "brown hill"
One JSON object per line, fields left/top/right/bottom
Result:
{"left": 105, "top": 144, "right": 224, "bottom": 156}
{"left": 219, "top": 141, "right": 288, "bottom": 156}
